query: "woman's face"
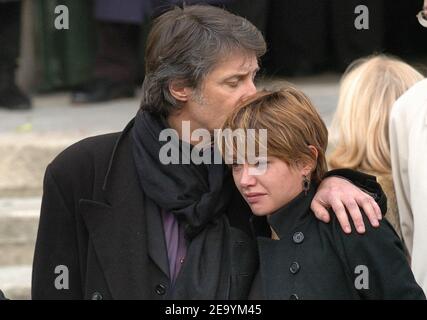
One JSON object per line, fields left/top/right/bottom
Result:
{"left": 232, "top": 156, "right": 308, "bottom": 216}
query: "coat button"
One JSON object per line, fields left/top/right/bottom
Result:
{"left": 155, "top": 284, "right": 167, "bottom": 296}
{"left": 292, "top": 231, "right": 304, "bottom": 244}
{"left": 289, "top": 293, "right": 299, "bottom": 300}
{"left": 91, "top": 292, "right": 103, "bottom": 300}
{"left": 289, "top": 261, "right": 300, "bottom": 274}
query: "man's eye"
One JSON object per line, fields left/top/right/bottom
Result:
{"left": 227, "top": 81, "right": 239, "bottom": 88}
{"left": 252, "top": 73, "right": 258, "bottom": 81}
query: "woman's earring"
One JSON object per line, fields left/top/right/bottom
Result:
{"left": 302, "top": 175, "right": 310, "bottom": 195}
{"left": 417, "top": 10, "right": 427, "bottom": 27}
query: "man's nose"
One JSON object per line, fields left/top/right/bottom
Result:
{"left": 242, "top": 79, "right": 257, "bottom": 99}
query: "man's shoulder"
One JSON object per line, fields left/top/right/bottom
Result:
{"left": 48, "top": 131, "right": 122, "bottom": 177}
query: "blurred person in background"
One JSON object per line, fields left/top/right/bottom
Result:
{"left": 264, "top": 0, "right": 385, "bottom": 76}
{"left": 329, "top": 55, "right": 423, "bottom": 241}
{"left": 0, "top": 0, "right": 31, "bottom": 110}
{"left": 70, "top": 0, "right": 153, "bottom": 104}
{"left": 389, "top": 78, "right": 427, "bottom": 295}
{"left": 71, "top": 0, "right": 264, "bottom": 105}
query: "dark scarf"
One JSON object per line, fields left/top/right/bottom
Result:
{"left": 132, "top": 110, "right": 234, "bottom": 299}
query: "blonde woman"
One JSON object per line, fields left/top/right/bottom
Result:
{"left": 221, "top": 87, "right": 424, "bottom": 299}
{"left": 329, "top": 55, "right": 423, "bottom": 240}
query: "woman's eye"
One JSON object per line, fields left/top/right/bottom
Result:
{"left": 252, "top": 160, "right": 269, "bottom": 167}
{"left": 231, "top": 163, "right": 242, "bottom": 171}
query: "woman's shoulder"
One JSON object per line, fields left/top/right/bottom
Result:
{"left": 319, "top": 207, "right": 406, "bottom": 261}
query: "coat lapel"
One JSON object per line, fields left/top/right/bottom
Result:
{"left": 80, "top": 120, "right": 170, "bottom": 299}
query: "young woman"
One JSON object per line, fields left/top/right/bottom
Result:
{"left": 221, "top": 87, "right": 425, "bottom": 299}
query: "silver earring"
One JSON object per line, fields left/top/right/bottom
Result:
{"left": 302, "top": 175, "right": 310, "bottom": 196}
{"left": 417, "top": 10, "right": 427, "bottom": 27}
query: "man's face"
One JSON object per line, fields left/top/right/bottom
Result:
{"left": 183, "top": 52, "right": 259, "bottom": 132}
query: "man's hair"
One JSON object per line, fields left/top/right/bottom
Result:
{"left": 140, "top": 5, "right": 266, "bottom": 117}
{"left": 221, "top": 87, "right": 329, "bottom": 184}
{"left": 329, "top": 55, "right": 423, "bottom": 174}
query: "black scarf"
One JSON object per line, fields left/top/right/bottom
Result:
{"left": 132, "top": 110, "right": 235, "bottom": 299}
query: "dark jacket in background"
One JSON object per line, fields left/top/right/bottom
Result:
{"left": 249, "top": 186, "right": 425, "bottom": 300}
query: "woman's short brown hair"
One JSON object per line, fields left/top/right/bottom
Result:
{"left": 221, "top": 87, "right": 328, "bottom": 183}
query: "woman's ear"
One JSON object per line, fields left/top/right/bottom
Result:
{"left": 308, "top": 145, "right": 318, "bottom": 160}
{"left": 169, "top": 80, "right": 191, "bottom": 102}
{"left": 301, "top": 145, "right": 319, "bottom": 176}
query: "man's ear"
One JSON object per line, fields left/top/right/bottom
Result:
{"left": 169, "top": 80, "right": 192, "bottom": 103}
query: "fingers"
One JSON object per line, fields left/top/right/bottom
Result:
{"left": 310, "top": 200, "right": 331, "bottom": 223}
{"left": 343, "top": 198, "right": 367, "bottom": 234}
{"left": 329, "top": 199, "right": 352, "bottom": 234}
{"left": 357, "top": 196, "right": 380, "bottom": 229}
{"left": 372, "top": 197, "right": 382, "bottom": 220}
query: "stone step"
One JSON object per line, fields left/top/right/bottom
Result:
{"left": 0, "top": 92, "right": 140, "bottom": 197}
{"left": 0, "top": 199, "right": 40, "bottom": 299}
{"left": 0, "top": 134, "right": 80, "bottom": 198}
{"left": 0, "top": 265, "right": 32, "bottom": 300}
{"left": 0, "top": 198, "right": 40, "bottom": 266}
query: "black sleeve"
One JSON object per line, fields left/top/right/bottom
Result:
{"left": 332, "top": 214, "right": 426, "bottom": 299}
{"left": 31, "top": 166, "right": 83, "bottom": 299}
{"left": 324, "top": 168, "right": 387, "bottom": 216}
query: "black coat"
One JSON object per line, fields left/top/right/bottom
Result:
{"left": 249, "top": 187, "right": 426, "bottom": 300}
{"left": 31, "top": 119, "right": 257, "bottom": 299}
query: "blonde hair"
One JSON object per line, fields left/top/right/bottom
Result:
{"left": 329, "top": 55, "right": 423, "bottom": 174}
{"left": 221, "top": 87, "right": 328, "bottom": 183}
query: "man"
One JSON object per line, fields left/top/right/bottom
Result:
{"left": 0, "top": 0, "right": 31, "bottom": 110}
{"left": 32, "top": 5, "right": 385, "bottom": 300}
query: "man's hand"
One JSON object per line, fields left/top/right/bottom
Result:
{"left": 311, "top": 176, "right": 382, "bottom": 234}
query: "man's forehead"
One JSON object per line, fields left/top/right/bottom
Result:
{"left": 213, "top": 53, "right": 259, "bottom": 75}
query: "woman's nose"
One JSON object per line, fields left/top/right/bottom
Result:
{"left": 240, "top": 166, "right": 256, "bottom": 187}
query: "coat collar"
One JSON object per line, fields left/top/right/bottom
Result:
{"left": 251, "top": 187, "right": 316, "bottom": 240}
{"left": 80, "top": 118, "right": 170, "bottom": 299}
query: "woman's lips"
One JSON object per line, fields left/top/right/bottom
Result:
{"left": 244, "top": 193, "right": 267, "bottom": 204}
